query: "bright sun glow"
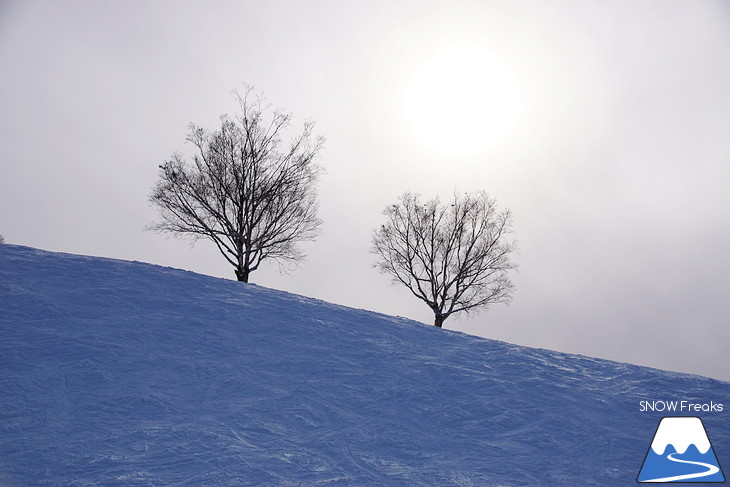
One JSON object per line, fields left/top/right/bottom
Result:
{"left": 404, "top": 44, "right": 522, "bottom": 156}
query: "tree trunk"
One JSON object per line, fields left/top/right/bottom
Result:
{"left": 434, "top": 314, "right": 445, "bottom": 327}
{"left": 235, "top": 268, "right": 250, "bottom": 282}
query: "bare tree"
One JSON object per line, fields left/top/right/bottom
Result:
{"left": 149, "top": 88, "right": 324, "bottom": 282}
{"left": 0, "top": 235, "right": 4, "bottom": 244}
{"left": 372, "top": 191, "right": 517, "bottom": 327}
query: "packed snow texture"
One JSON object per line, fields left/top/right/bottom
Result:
{"left": 1, "top": 245, "right": 729, "bottom": 486}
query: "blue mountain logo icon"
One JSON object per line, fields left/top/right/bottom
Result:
{"left": 637, "top": 416, "right": 725, "bottom": 483}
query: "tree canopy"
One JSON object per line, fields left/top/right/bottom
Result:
{"left": 372, "top": 191, "right": 517, "bottom": 327}
{"left": 149, "top": 89, "right": 324, "bottom": 282}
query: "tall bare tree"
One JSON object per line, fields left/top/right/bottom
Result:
{"left": 149, "top": 89, "right": 324, "bottom": 282}
{"left": 372, "top": 191, "right": 517, "bottom": 327}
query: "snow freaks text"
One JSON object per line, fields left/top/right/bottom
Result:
{"left": 639, "top": 400, "right": 724, "bottom": 413}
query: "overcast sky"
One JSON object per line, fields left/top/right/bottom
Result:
{"left": 2, "top": 1, "right": 729, "bottom": 381}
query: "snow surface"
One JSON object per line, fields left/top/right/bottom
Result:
{"left": 1, "top": 244, "right": 729, "bottom": 486}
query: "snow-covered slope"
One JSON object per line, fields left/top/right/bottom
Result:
{"left": 1, "top": 245, "right": 728, "bottom": 486}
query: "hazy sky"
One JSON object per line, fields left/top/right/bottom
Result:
{"left": 2, "top": 1, "right": 729, "bottom": 381}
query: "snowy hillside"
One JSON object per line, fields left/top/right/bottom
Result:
{"left": 1, "top": 245, "right": 729, "bottom": 486}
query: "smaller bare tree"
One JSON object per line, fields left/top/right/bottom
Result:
{"left": 148, "top": 88, "right": 324, "bottom": 282}
{"left": 372, "top": 191, "right": 517, "bottom": 327}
